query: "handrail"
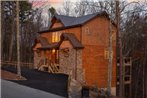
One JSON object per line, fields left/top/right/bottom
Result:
{"left": 37, "top": 58, "right": 60, "bottom": 73}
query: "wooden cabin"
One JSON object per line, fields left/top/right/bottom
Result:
{"left": 33, "top": 11, "right": 117, "bottom": 93}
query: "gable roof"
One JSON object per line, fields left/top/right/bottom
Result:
{"left": 36, "top": 33, "right": 84, "bottom": 50}
{"left": 59, "top": 33, "right": 84, "bottom": 49}
{"left": 54, "top": 11, "right": 108, "bottom": 27}
{"left": 54, "top": 14, "right": 76, "bottom": 27}
{"left": 53, "top": 12, "right": 107, "bottom": 27}
{"left": 32, "top": 36, "right": 49, "bottom": 49}
{"left": 38, "top": 11, "right": 111, "bottom": 33}
{"left": 37, "top": 42, "right": 59, "bottom": 50}
{"left": 34, "top": 36, "right": 58, "bottom": 50}
{"left": 36, "top": 36, "right": 49, "bottom": 47}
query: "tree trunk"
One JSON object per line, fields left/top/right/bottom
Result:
{"left": 116, "top": 1, "right": 124, "bottom": 98}
{"left": 16, "top": 1, "right": 21, "bottom": 76}
{"left": 107, "top": 1, "right": 113, "bottom": 98}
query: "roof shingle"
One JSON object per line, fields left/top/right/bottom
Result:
{"left": 38, "top": 11, "right": 111, "bottom": 33}
{"left": 36, "top": 33, "right": 84, "bottom": 50}
{"left": 53, "top": 11, "right": 108, "bottom": 27}
{"left": 59, "top": 33, "right": 84, "bottom": 49}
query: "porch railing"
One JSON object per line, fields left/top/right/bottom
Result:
{"left": 38, "top": 58, "right": 60, "bottom": 73}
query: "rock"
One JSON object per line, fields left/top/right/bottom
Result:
{"left": 68, "top": 79, "right": 82, "bottom": 98}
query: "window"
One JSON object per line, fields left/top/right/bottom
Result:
{"left": 104, "top": 48, "right": 113, "bottom": 59}
{"left": 85, "top": 27, "right": 90, "bottom": 35}
{"left": 111, "top": 30, "right": 116, "bottom": 41}
{"left": 52, "top": 32, "right": 61, "bottom": 42}
{"left": 51, "top": 32, "right": 61, "bottom": 64}
{"left": 104, "top": 49, "right": 109, "bottom": 59}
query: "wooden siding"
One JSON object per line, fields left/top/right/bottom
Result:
{"left": 41, "top": 27, "right": 81, "bottom": 44}
{"left": 37, "top": 15, "right": 117, "bottom": 88}
{"left": 81, "top": 16, "right": 116, "bottom": 87}
{"left": 51, "top": 21, "right": 64, "bottom": 29}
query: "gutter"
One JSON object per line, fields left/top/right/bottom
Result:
{"left": 38, "top": 24, "right": 82, "bottom": 34}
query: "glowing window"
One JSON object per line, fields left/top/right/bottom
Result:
{"left": 52, "top": 32, "right": 61, "bottom": 42}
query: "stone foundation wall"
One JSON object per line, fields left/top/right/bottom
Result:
{"left": 34, "top": 48, "right": 85, "bottom": 84}
{"left": 76, "top": 50, "right": 85, "bottom": 84}
{"left": 59, "top": 49, "right": 85, "bottom": 84}
{"left": 34, "top": 51, "right": 46, "bottom": 69}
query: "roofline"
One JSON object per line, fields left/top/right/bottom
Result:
{"left": 58, "top": 33, "right": 84, "bottom": 49}
{"left": 38, "top": 24, "right": 82, "bottom": 34}
{"left": 38, "top": 12, "right": 117, "bottom": 34}
{"left": 49, "top": 16, "right": 65, "bottom": 30}
{"left": 82, "top": 13, "right": 117, "bottom": 27}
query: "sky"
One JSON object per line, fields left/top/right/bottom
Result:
{"left": 30, "top": 0, "right": 145, "bottom": 9}
{"left": 29, "top": 0, "right": 146, "bottom": 26}
{"left": 31, "top": 0, "right": 63, "bottom": 9}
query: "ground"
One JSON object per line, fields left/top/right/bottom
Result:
{"left": 1, "top": 79, "right": 64, "bottom": 98}
{"left": 1, "top": 70, "right": 26, "bottom": 80}
{"left": 1, "top": 66, "right": 68, "bottom": 97}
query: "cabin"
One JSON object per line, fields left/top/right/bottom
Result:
{"left": 33, "top": 11, "right": 117, "bottom": 94}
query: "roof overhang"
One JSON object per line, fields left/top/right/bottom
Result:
{"left": 38, "top": 24, "right": 82, "bottom": 34}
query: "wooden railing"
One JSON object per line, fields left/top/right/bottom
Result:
{"left": 0, "top": 60, "right": 33, "bottom": 68}
{"left": 48, "top": 63, "right": 59, "bottom": 73}
{"left": 38, "top": 59, "right": 60, "bottom": 73}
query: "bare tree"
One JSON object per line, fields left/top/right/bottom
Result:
{"left": 57, "top": 0, "right": 73, "bottom": 16}
{"left": 1, "top": 1, "right": 44, "bottom": 68}
{"left": 16, "top": 0, "right": 21, "bottom": 76}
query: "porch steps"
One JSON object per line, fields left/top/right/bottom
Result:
{"left": 48, "top": 63, "right": 59, "bottom": 73}
{"left": 37, "top": 59, "right": 60, "bottom": 73}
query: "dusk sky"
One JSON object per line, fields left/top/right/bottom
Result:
{"left": 30, "top": 0, "right": 145, "bottom": 9}
{"left": 29, "top": 0, "right": 145, "bottom": 26}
